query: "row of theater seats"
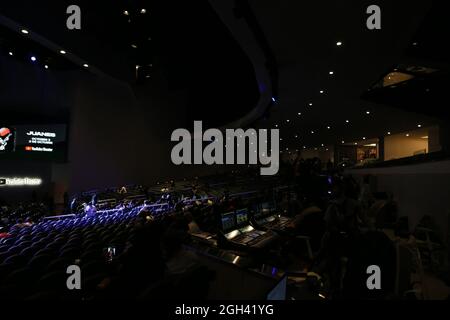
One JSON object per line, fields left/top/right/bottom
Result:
{"left": 0, "top": 209, "right": 140, "bottom": 299}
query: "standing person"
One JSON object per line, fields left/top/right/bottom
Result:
{"left": 326, "top": 159, "right": 333, "bottom": 173}
{"left": 70, "top": 196, "right": 78, "bottom": 214}
{"left": 358, "top": 175, "right": 374, "bottom": 211}
{"left": 315, "top": 178, "right": 366, "bottom": 296}
{"left": 91, "top": 193, "right": 98, "bottom": 206}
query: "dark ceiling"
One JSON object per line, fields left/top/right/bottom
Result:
{"left": 362, "top": 2, "right": 450, "bottom": 120}
{"left": 245, "top": 0, "right": 446, "bottom": 150}
{"left": 1, "top": 0, "right": 448, "bottom": 149}
{"left": 0, "top": 0, "right": 261, "bottom": 128}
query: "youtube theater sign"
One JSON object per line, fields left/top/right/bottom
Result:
{"left": 0, "top": 177, "right": 42, "bottom": 187}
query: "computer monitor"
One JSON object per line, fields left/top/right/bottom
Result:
{"left": 235, "top": 208, "right": 249, "bottom": 226}
{"left": 266, "top": 276, "right": 287, "bottom": 300}
{"left": 261, "top": 202, "right": 274, "bottom": 216}
{"left": 251, "top": 203, "right": 261, "bottom": 217}
{"left": 221, "top": 212, "right": 236, "bottom": 232}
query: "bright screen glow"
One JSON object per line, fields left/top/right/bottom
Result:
{"left": 0, "top": 177, "right": 42, "bottom": 186}
{"left": 0, "top": 124, "right": 67, "bottom": 161}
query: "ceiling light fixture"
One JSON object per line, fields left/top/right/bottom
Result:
{"left": 366, "top": 111, "right": 371, "bottom": 115}
{"left": 83, "top": 64, "right": 89, "bottom": 68}
{"left": 60, "top": 50, "right": 66, "bottom": 54}
{"left": 123, "top": 10, "right": 129, "bottom": 16}
{"left": 329, "top": 71, "right": 334, "bottom": 75}
{"left": 44, "top": 65, "right": 49, "bottom": 69}
{"left": 345, "top": 120, "right": 350, "bottom": 123}
{"left": 8, "top": 51, "right": 13, "bottom": 56}
{"left": 417, "top": 124, "right": 422, "bottom": 128}
{"left": 387, "top": 132, "right": 391, "bottom": 135}
{"left": 336, "top": 41, "right": 343, "bottom": 46}
{"left": 21, "top": 29, "right": 29, "bottom": 34}
{"left": 30, "top": 56, "right": 37, "bottom": 62}
{"left": 140, "top": 9, "right": 147, "bottom": 14}
{"left": 320, "top": 90, "right": 324, "bottom": 94}
{"left": 309, "top": 103, "right": 313, "bottom": 106}
{"left": 327, "top": 126, "right": 331, "bottom": 130}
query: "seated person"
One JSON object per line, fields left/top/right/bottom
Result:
{"left": 84, "top": 203, "right": 97, "bottom": 216}
{"left": 184, "top": 211, "right": 202, "bottom": 234}
{"left": 138, "top": 207, "right": 153, "bottom": 221}
{"left": 369, "top": 196, "right": 397, "bottom": 230}
{"left": 327, "top": 175, "right": 373, "bottom": 233}
{"left": 162, "top": 221, "right": 200, "bottom": 276}
{"left": 23, "top": 217, "right": 34, "bottom": 227}
{"left": 288, "top": 197, "right": 323, "bottom": 229}
{"left": 118, "top": 186, "right": 128, "bottom": 194}
{"left": 97, "top": 223, "right": 165, "bottom": 298}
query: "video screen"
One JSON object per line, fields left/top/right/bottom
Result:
{"left": 236, "top": 209, "right": 248, "bottom": 226}
{"left": 261, "top": 202, "right": 274, "bottom": 215}
{"left": 0, "top": 124, "right": 67, "bottom": 161}
{"left": 252, "top": 203, "right": 263, "bottom": 218}
{"left": 221, "top": 212, "right": 235, "bottom": 232}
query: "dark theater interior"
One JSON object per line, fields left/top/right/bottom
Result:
{"left": 0, "top": 0, "right": 449, "bottom": 306}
